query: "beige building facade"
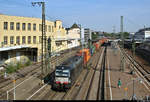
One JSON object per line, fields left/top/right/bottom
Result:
{"left": 0, "top": 14, "right": 68, "bottom": 63}
{"left": 66, "top": 23, "right": 81, "bottom": 48}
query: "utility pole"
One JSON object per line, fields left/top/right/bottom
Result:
{"left": 32, "top": 2, "right": 46, "bottom": 81}
{"left": 120, "top": 16, "right": 125, "bottom": 71}
{"left": 131, "top": 32, "right": 136, "bottom": 74}
{"left": 79, "top": 24, "right": 84, "bottom": 67}
{"left": 132, "top": 37, "right": 135, "bottom": 58}
{"left": 47, "top": 37, "right": 51, "bottom": 75}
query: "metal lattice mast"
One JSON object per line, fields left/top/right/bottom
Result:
{"left": 41, "top": 2, "right": 48, "bottom": 75}
{"left": 120, "top": 16, "right": 125, "bottom": 71}
{"left": 32, "top": 1, "right": 46, "bottom": 80}
{"left": 46, "top": 37, "right": 51, "bottom": 76}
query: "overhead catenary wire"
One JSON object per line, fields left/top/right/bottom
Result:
{"left": 124, "top": 17, "right": 144, "bottom": 31}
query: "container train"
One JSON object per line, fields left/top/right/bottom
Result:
{"left": 52, "top": 38, "right": 107, "bottom": 90}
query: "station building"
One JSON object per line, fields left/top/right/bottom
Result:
{"left": 134, "top": 27, "right": 150, "bottom": 41}
{"left": 0, "top": 14, "right": 70, "bottom": 64}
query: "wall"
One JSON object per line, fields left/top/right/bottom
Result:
{"left": 0, "top": 14, "right": 68, "bottom": 62}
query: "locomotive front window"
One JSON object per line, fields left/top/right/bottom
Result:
{"left": 55, "top": 70, "right": 70, "bottom": 77}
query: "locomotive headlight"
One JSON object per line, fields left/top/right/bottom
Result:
{"left": 68, "top": 79, "right": 71, "bottom": 83}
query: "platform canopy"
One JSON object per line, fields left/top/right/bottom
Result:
{"left": 0, "top": 45, "right": 30, "bottom": 52}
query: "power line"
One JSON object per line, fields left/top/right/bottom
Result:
{"left": 124, "top": 17, "right": 144, "bottom": 29}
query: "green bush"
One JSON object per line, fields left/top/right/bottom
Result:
{"left": 16, "top": 62, "right": 24, "bottom": 69}
{"left": 6, "top": 60, "right": 32, "bottom": 74}
{"left": 25, "top": 60, "right": 32, "bottom": 66}
{"left": 0, "top": 71, "right": 4, "bottom": 76}
{"left": 6, "top": 64, "right": 16, "bottom": 73}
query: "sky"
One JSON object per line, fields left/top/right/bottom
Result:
{"left": 0, "top": 0, "right": 150, "bottom": 33}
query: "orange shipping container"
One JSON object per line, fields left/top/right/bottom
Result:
{"left": 77, "top": 48, "right": 91, "bottom": 65}
{"left": 94, "top": 43, "right": 99, "bottom": 51}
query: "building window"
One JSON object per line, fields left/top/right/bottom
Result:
{"left": 33, "top": 36, "right": 36, "bottom": 44}
{"left": 59, "top": 25, "right": 61, "bottom": 29}
{"left": 4, "top": 36, "right": 8, "bottom": 45}
{"left": 10, "top": 22, "right": 14, "bottom": 30}
{"left": 28, "top": 36, "right": 31, "bottom": 44}
{"left": 48, "top": 25, "right": 51, "bottom": 32}
{"left": 39, "top": 36, "right": 42, "bottom": 43}
{"left": 16, "top": 36, "right": 20, "bottom": 44}
{"left": 45, "top": 25, "right": 47, "bottom": 32}
{"left": 28, "top": 23, "right": 31, "bottom": 31}
{"left": 10, "top": 36, "right": 14, "bottom": 44}
{"left": 52, "top": 26, "right": 54, "bottom": 32}
{"left": 22, "top": 23, "right": 26, "bottom": 31}
{"left": 56, "top": 41, "right": 62, "bottom": 46}
{"left": 16, "top": 23, "right": 20, "bottom": 30}
{"left": 39, "top": 24, "right": 42, "bottom": 31}
{"left": 22, "top": 36, "right": 26, "bottom": 44}
{"left": 33, "top": 24, "right": 36, "bottom": 31}
{"left": 4, "top": 22, "right": 8, "bottom": 30}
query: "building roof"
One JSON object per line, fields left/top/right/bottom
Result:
{"left": 0, "top": 45, "right": 29, "bottom": 52}
{"left": 70, "top": 23, "right": 80, "bottom": 29}
{"left": 0, "top": 14, "right": 55, "bottom": 23}
{"left": 65, "top": 28, "right": 70, "bottom": 31}
{"left": 138, "top": 27, "right": 150, "bottom": 32}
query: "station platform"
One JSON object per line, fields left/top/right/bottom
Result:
{"left": 105, "top": 46, "right": 150, "bottom": 100}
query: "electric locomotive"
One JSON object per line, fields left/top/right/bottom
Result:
{"left": 52, "top": 55, "right": 83, "bottom": 90}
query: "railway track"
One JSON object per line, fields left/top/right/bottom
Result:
{"left": 118, "top": 44, "right": 150, "bottom": 87}
{"left": 97, "top": 46, "right": 107, "bottom": 100}
{"left": 62, "top": 47, "right": 103, "bottom": 100}
{"left": 0, "top": 47, "right": 80, "bottom": 100}
{"left": 0, "top": 45, "right": 108, "bottom": 100}
{"left": 85, "top": 47, "right": 104, "bottom": 100}
{"left": 26, "top": 46, "right": 104, "bottom": 100}
{"left": 85, "top": 46, "right": 107, "bottom": 100}
{"left": 60, "top": 46, "right": 107, "bottom": 100}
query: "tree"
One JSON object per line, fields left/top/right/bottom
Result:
{"left": 92, "top": 32, "right": 99, "bottom": 40}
